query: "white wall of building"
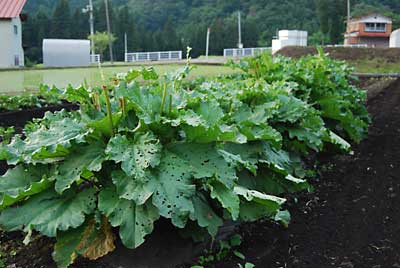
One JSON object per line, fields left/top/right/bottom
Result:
{"left": 272, "top": 30, "right": 308, "bottom": 54}
{"left": 390, "top": 29, "right": 400, "bottom": 48}
{"left": 357, "top": 15, "right": 392, "bottom": 24}
{"left": 0, "top": 17, "right": 24, "bottom": 68}
{"left": 43, "top": 39, "right": 91, "bottom": 67}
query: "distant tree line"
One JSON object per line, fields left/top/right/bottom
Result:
{"left": 23, "top": 0, "right": 400, "bottom": 64}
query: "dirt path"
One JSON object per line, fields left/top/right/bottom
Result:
{"left": 212, "top": 79, "right": 400, "bottom": 268}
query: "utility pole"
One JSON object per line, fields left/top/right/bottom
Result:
{"left": 124, "top": 32, "right": 128, "bottom": 62}
{"left": 238, "top": 11, "right": 243, "bottom": 49}
{"left": 347, "top": 0, "right": 351, "bottom": 22}
{"left": 206, "top": 27, "right": 210, "bottom": 59}
{"left": 104, "top": 0, "right": 114, "bottom": 63}
{"left": 83, "top": 0, "right": 95, "bottom": 56}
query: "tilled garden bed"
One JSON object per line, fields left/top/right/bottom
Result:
{"left": 0, "top": 78, "right": 397, "bottom": 268}
{"left": 199, "top": 78, "right": 400, "bottom": 268}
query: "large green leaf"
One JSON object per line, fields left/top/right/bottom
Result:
{"left": 182, "top": 100, "right": 247, "bottom": 144}
{"left": 53, "top": 217, "right": 116, "bottom": 268}
{"left": 285, "top": 110, "right": 326, "bottom": 151}
{"left": 234, "top": 186, "right": 286, "bottom": 222}
{"left": 325, "top": 130, "right": 351, "bottom": 151}
{"left": 234, "top": 186, "right": 286, "bottom": 206}
{"left": 170, "top": 143, "right": 238, "bottom": 189}
{"left": 111, "top": 170, "right": 153, "bottom": 205}
{"left": 54, "top": 143, "right": 106, "bottom": 193}
{"left": 0, "top": 188, "right": 96, "bottom": 237}
{"left": 208, "top": 180, "right": 240, "bottom": 220}
{"left": 239, "top": 124, "right": 282, "bottom": 145}
{"left": 189, "top": 194, "right": 223, "bottom": 237}
{"left": 88, "top": 112, "right": 123, "bottom": 137}
{"left": 183, "top": 124, "right": 247, "bottom": 144}
{"left": 106, "top": 132, "right": 161, "bottom": 178}
{"left": 98, "top": 187, "right": 159, "bottom": 249}
{"left": 5, "top": 116, "right": 90, "bottom": 165}
{"left": 127, "top": 86, "right": 162, "bottom": 124}
{"left": 238, "top": 169, "right": 310, "bottom": 196}
{"left": 53, "top": 224, "right": 86, "bottom": 268}
{"left": 217, "top": 143, "right": 263, "bottom": 175}
{"left": 193, "top": 100, "right": 224, "bottom": 126}
{"left": 232, "top": 102, "right": 278, "bottom": 126}
{"left": 149, "top": 151, "right": 196, "bottom": 228}
{"left": 260, "top": 142, "right": 292, "bottom": 174}
{"left": 275, "top": 95, "right": 308, "bottom": 123}
{"left": 0, "top": 165, "right": 52, "bottom": 209}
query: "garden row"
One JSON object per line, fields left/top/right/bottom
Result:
{"left": 0, "top": 51, "right": 370, "bottom": 268}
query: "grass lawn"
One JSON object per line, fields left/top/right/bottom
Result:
{"left": 0, "top": 64, "right": 236, "bottom": 95}
{"left": 350, "top": 59, "right": 400, "bottom": 74}
{"left": 1, "top": 55, "right": 399, "bottom": 95}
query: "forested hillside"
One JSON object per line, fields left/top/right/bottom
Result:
{"left": 22, "top": 0, "right": 400, "bottom": 63}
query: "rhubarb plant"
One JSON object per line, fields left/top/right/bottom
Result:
{"left": 0, "top": 53, "right": 369, "bottom": 268}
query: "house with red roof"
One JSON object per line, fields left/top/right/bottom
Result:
{"left": 344, "top": 13, "right": 393, "bottom": 48}
{"left": 0, "top": 0, "right": 26, "bottom": 68}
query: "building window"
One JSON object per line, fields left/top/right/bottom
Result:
{"left": 13, "top": 25, "right": 18, "bottom": 35}
{"left": 365, "top": 22, "right": 387, "bottom": 32}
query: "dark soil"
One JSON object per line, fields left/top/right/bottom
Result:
{"left": 203, "top": 78, "right": 400, "bottom": 268}
{"left": 0, "top": 103, "right": 79, "bottom": 128}
{"left": 1, "top": 80, "right": 399, "bottom": 268}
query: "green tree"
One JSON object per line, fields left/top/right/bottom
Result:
{"left": 88, "top": 32, "right": 117, "bottom": 60}
{"left": 113, "top": 6, "right": 141, "bottom": 60}
{"left": 161, "top": 18, "right": 181, "bottom": 51}
{"left": 315, "top": 0, "right": 345, "bottom": 45}
{"left": 329, "top": 1, "right": 346, "bottom": 45}
{"left": 315, "top": 0, "right": 330, "bottom": 44}
{"left": 50, "top": 0, "right": 72, "bottom": 38}
{"left": 23, "top": 0, "right": 400, "bottom": 63}
{"left": 71, "top": 8, "right": 88, "bottom": 39}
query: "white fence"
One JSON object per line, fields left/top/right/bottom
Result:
{"left": 90, "top": 54, "right": 101, "bottom": 64}
{"left": 125, "top": 51, "right": 182, "bottom": 62}
{"left": 223, "top": 47, "right": 271, "bottom": 57}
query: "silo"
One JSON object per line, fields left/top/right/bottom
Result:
{"left": 390, "top": 29, "right": 400, "bottom": 48}
{"left": 43, "top": 39, "right": 91, "bottom": 67}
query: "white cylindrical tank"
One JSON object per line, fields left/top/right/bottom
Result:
{"left": 390, "top": 29, "right": 400, "bottom": 48}
{"left": 272, "top": 30, "right": 308, "bottom": 54}
{"left": 43, "top": 39, "right": 91, "bottom": 67}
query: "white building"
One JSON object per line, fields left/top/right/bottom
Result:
{"left": 390, "top": 29, "right": 400, "bottom": 48}
{"left": 0, "top": 0, "right": 26, "bottom": 68}
{"left": 43, "top": 39, "right": 91, "bottom": 67}
{"left": 272, "top": 30, "right": 308, "bottom": 54}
